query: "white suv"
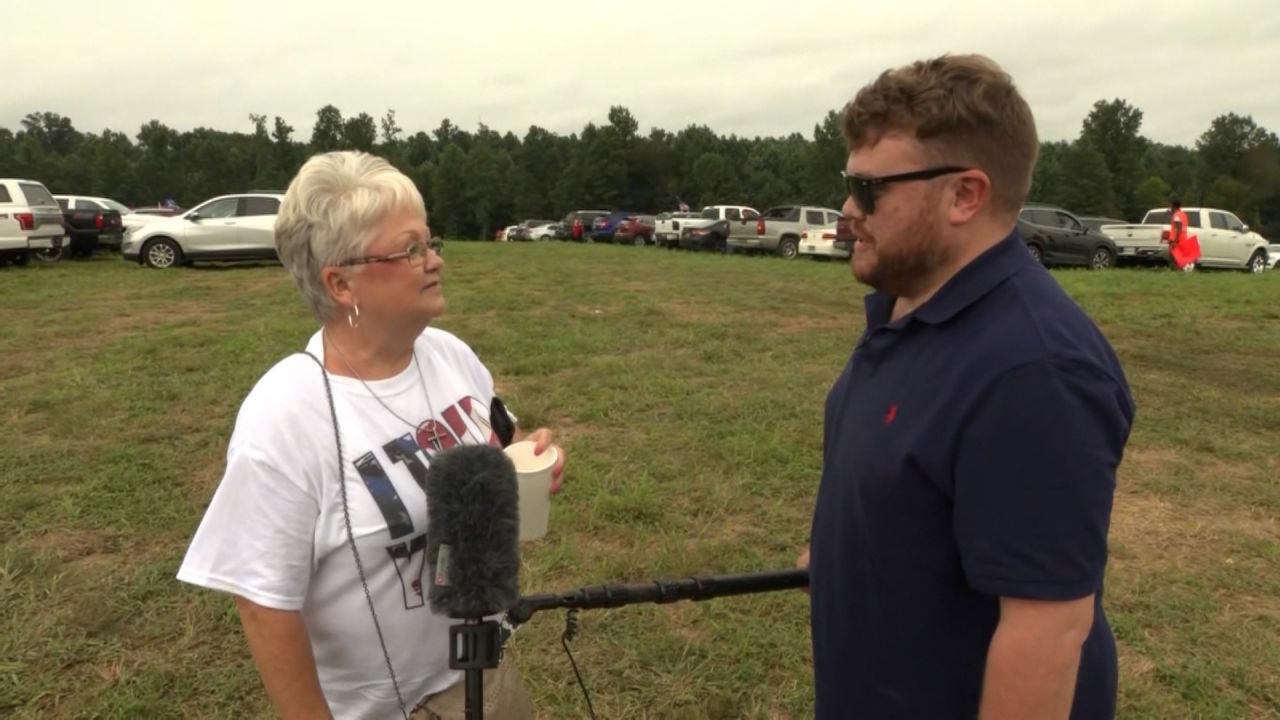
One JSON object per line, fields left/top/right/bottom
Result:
{"left": 0, "top": 178, "right": 66, "bottom": 265}
{"left": 122, "top": 192, "right": 284, "bottom": 269}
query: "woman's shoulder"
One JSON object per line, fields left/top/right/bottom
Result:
{"left": 421, "top": 327, "right": 480, "bottom": 363}
{"left": 420, "top": 327, "right": 494, "bottom": 389}
{"left": 233, "top": 353, "right": 333, "bottom": 436}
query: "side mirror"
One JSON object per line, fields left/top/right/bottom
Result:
{"left": 188, "top": 212, "right": 202, "bottom": 222}
{"left": 1241, "top": 225, "right": 1250, "bottom": 233}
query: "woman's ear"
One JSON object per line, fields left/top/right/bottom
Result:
{"left": 321, "top": 266, "right": 355, "bottom": 311}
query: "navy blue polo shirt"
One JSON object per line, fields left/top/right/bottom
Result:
{"left": 809, "top": 228, "right": 1134, "bottom": 719}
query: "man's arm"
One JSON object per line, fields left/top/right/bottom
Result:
{"left": 978, "top": 594, "right": 1095, "bottom": 720}
{"left": 235, "top": 596, "right": 333, "bottom": 720}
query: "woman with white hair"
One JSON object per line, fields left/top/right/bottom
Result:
{"left": 178, "top": 151, "right": 563, "bottom": 719}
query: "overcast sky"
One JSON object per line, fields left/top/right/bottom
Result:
{"left": 8, "top": 0, "right": 1278, "bottom": 148}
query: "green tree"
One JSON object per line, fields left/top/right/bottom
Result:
{"left": 464, "top": 127, "right": 515, "bottom": 237}
{"left": 1079, "top": 99, "right": 1145, "bottom": 218}
{"left": 809, "top": 110, "right": 848, "bottom": 209}
{"left": 1132, "top": 176, "right": 1172, "bottom": 217}
{"left": 431, "top": 144, "right": 469, "bottom": 238}
{"left": 310, "top": 105, "right": 344, "bottom": 152}
{"left": 692, "top": 152, "right": 742, "bottom": 205}
{"left": 1141, "top": 143, "right": 1200, "bottom": 203}
{"left": 342, "top": 112, "right": 378, "bottom": 153}
{"left": 1196, "top": 113, "right": 1277, "bottom": 181}
{"left": 135, "top": 120, "right": 181, "bottom": 205}
{"left": 1203, "top": 175, "right": 1252, "bottom": 216}
{"left": 1029, "top": 141, "right": 1069, "bottom": 206}
{"left": 1057, "top": 141, "right": 1116, "bottom": 216}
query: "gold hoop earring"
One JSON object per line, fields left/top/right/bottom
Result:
{"left": 348, "top": 303, "right": 360, "bottom": 329}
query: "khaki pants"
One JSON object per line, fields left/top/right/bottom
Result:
{"left": 410, "top": 659, "right": 535, "bottom": 720}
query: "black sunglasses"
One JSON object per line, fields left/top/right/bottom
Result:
{"left": 338, "top": 237, "right": 443, "bottom": 267}
{"left": 841, "top": 166, "right": 970, "bottom": 215}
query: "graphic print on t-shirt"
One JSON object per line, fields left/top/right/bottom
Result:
{"left": 352, "top": 395, "right": 502, "bottom": 610}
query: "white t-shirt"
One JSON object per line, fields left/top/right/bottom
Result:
{"left": 178, "top": 327, "right": 507, "bottom": 719}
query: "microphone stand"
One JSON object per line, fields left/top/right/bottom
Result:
{"left": 448, "top": 617, "right": 503, "bottom": 720}
{"left": 505, "top": 568, "right": 808, "bottom": 628}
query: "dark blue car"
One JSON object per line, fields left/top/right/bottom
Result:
{"left": 591, "top": 211, "right": 638, "bottom": 242}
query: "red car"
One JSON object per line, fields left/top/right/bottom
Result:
{"left": 612, "top": 215, "right": 656, "bottom": 246}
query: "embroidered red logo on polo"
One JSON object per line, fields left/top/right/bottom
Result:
{"left": 884, "top": 404, "right": 898, "bottom": 425}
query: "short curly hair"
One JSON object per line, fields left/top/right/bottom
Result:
{"left": 842, "top": 54, "right": 1038, "bottom": 215}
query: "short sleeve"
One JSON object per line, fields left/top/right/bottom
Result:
{"left": 176, "top": 442, "right": 320, "bottom": 611}
{"left": 953, "top": 358, "right": 1133, "bottom": 600}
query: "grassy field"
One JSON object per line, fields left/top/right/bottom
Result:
{"left": 1, "top": 242, "right": 1277, "bottom": 719}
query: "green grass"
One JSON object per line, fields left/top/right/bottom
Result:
{"left": 1, "top": 244, "right": 1278, "bottom": 718}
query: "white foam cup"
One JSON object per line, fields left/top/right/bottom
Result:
{"left": 502, "top": 440, "right": 557, "bottom": 542}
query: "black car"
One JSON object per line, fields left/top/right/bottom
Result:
{"left": 1018, "top": 204, "right": 1117, "bottom": 270}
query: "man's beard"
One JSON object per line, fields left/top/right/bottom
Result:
{"left": 853, "top": 204, "right": 951, "bottom": 298}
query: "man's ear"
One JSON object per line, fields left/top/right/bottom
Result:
{"left": 949, "top": 171, "right": 991, "bottom": 225}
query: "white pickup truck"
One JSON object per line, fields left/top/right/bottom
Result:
{"left": 654, "top": 205, "right": 759, "bottom": 251}
{"left": 1101, "top": 207, "right": 1271, "bottom": 272}
{"left": 727, "top": 205, "right": 843, "bottom": 259}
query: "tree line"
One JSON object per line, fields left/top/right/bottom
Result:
{"left": 3, "top": 100, "right": 1277, "bottom": 239}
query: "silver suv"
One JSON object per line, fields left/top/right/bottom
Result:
{"left": 122, "top": 192, "right": 283, "bottom": 268}
{"left": 0, "top": 178, "right": 66, "bottom": 265}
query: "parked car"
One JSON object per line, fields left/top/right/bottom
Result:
{"left": 54, "top": 195, "right": 125, "bottom": 255}
{"left": 798, "top": 223, "right": 850, "bottom": 260}
{"left": 122, "top": 192, "right": 283, "bottom": 268}
{"left": 591, "top": 211, "right": 641, "bottom": 242}
{"left": 653, "top": 211, "right": 704, "bottom": 248}
{"left": 613, "top": 215, "right": 656, "bottom": 246}
{"left": 1078, "top": 216, "right": 1127, "bottom": 235}
{"left": 509, "top": 219, "right": 552, "bottom": 241}
{"left": 1100, "top": 207, "right": 1271, "bottom": 272}
{"left": 676, "top": 206, "right": 760, "bottom": 252}
{"left": 0, "top": 178, "right": 66, "bottom": 265}
{"left": 558, "top": 210, "right": 610, "bottom": 240}
{"left": 1018, "top": 204, "right": 1117, "bottom": 270}
{"left": 528, "top": 222, "right": 559, "bottom": 240}
{"left": 586, "top": 211, "right": 637, "bottom": 242}
{"left": 131, "top": 206, "right": 183, "bottom": 217}
{"left": 726, "top": 205, "right": 842, "bottom": 258}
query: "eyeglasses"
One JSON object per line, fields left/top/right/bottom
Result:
{"left": 840, "top": 166, "right": 970, "bottom": 215}
{"left": 338, "top": 237, "right": 443, "bottom": 267}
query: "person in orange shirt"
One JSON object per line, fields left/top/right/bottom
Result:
{"left": 1168, "top": 197, "right": 1189, "bottom": 246}
{"left": 1165, "top": 197, "right": 1200, "bottom": 270}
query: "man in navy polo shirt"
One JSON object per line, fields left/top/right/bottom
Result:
{"left": 800, "top": 54, "right": 1134, "bottom": 719}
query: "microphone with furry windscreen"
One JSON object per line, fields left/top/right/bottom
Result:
{"left": 424, "top": 444, "right": 521, "bottom": 720}
{"left": 425, "top": 444, "right": 521, "bottom": 617}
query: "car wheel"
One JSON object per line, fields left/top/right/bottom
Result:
{"left": 777, "top": 237, "right": 799, "bottom": 259}
{"left": 144, "top": 238, "right": 182, "bottom": 269}
{"left": 1247, "top": 250, "right": 1266, "bottom": 274}
{"left": 633, "top": 234, "right": 645, "bottom": 247}
{"left": 1027, "top": 243, "right": 1043, "bottom": 263}
{"left": 1090, "top": 246, "right": 1114, "bottom": 270}
{"left": 33, "top": 247, "right": 63, "bottom": 262}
